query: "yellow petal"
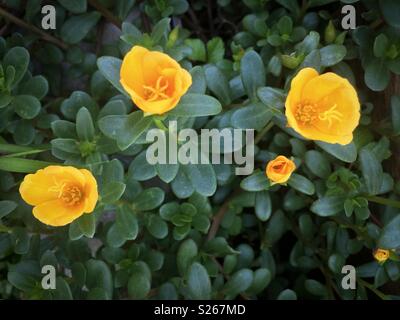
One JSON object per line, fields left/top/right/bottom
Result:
{"left": 120, "top": 46, "right": 148, "bottom": 97}
{"left": 302, "top": 72, "right": 347, "bottom": 103}
{"left": 80, "top": 169, "right": 99, "bottom": 213}
{"left": 33, "top": 199, "right": 85, "bottom": 227}
{"left": 19, "top": 166, "right": 85, "bottom": 206}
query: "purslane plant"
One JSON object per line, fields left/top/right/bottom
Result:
{"left": 0, "top": 0, "right": 400, "bottom": 301}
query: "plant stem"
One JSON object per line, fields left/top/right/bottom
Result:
{"left": 87, "top": 0, "right": 122, "bottom": 28}
{"left": 254, "top": 122, "right": 274, "bottom": 144}
{"left": 0, "top": 6, "right": 68, "bottom": 50}
{"left": 0, "top": 224, "right": 12, "bottom": 233}
{"left": 207, "top": 189, "right": 242, "bottom": 241}
{"left": 358, "top": 278, "right": 388, "bottom": 300}
{"left": 153, "top": 119, "right": 168, "bottom": 131}
{"left": 366, "top": 195, "right": 400, "bottom": 209}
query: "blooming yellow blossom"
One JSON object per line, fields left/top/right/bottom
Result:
{"left": 266, "top": 155, "right": 296, "bottom": 185}
{"left": 285, "top": 68, "right": 360, "bottom": 145}
{"left": 19, "top": 166, "right": 98, "bottom": 227}
{"left": 120, "top": 45, "right": 192, "bottom": 115}
{"left": 373, "top": 248, "right": 390, "bottom": 263}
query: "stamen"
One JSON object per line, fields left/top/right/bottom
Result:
{"left": 48, "top": 178, "right": 83, "bottom": 206}
{"left": 318, "top": 104, "right": 343, "bottom": 128}
{"left": 61, "top": 185, "right": 82, "bottom": 206}
{"left": 294, "top": 100, "right": 318, "bottom": 125}
{"left": 143, "top": 76, "right": 169, "bottom": 101}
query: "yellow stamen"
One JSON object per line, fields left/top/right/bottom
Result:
{"left": 48, "top": 178, "right": 83, "bottom": 206}
{"left": 294, "top": 101, "right": 318, "bottom": 125}
{"left": 143, "top": 76, "right": 169, "bottom": 102}
{"left": 318, "top": 104, "right": 343, "bottom": 128}
{"left": 61, "top": 185, "right": 83, "bottom": 206}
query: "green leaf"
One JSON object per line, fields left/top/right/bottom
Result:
{"left": 311, "top": 195, "right": 345, "bottom": 217}
{"left": 240, "top": 50, "right": 266, "bottom": 101}
{"left": 315, "top": 141, "right": 357, "bottom": 163}
{"left": 224, "top": 269, "right": 253, "bottom": 296}
{"left": 373, "top": 34, "right": 389, "bottom": 58}
{"left": 133, "top": 187, "right": 165, "bottom": 211}
{"left": 207, "top": 37, "right": 225, "bottom": 63}
{"left": 391, "top": 95, "right": 400, "bottom": 135}
{"left": 255, "top": 191, "right": 272, "bottom": 221}
{"left": 305, "top": 279, "right": 328, "bottom": 297}
{"left": 156, "top": 163, "right": 179, "bottom": 183}
{"left": 177, "top": 239, "right": 198, "bottom": 276}
{"left": 203, "top": 237, "right": 238, "bottom": 256}
{"left": 51, "top": 138, "right": 80, "bottom": 154}
{"left": 128, "top": 151, "right": 157, "bottom": 181}
{"left": 128, "top": 262, "right": 151, "bottom": 299}
{"left": 151, "top": 18, "right": 170, "bottom": 43}
{"left": 146, "top": 214, "right": 168, "bottom": 239}
{"left": 204, "top": 65, "right": 232, "bottom": 105}
{"left": 188, "top": 66, "right": 206, "bottom": 94}
{"left": 76, "top": 107, "right": 95, "bottom": 141}
{"left": 61, "top": 12, "right": 101, "bottom": 44}
{"left": 185, "top": 39, "right": 206, "bottom": 62}
{"left": 378, "top": 215, "right": 400, "bottom": 249}
{"left": 12, "top": 95, "right": 41, "bottom": 119}
{"left": 85, "top": 260, "right": 113, "bottom": 299}
{"left": 380, "top": 0, "right": 400, "bottom": 28}
{"left": 97, "top": 56, "right": 127, "bottom": 96}
{"left": 98, "top": 112, "right": 153, "bottom": 150}
{"left": 0, "top": 200, "right": 17, "bottom": 219}
{"left": 359, "top": 148, "right": 383, "bottom": 195}
{"left": 168, "top": 93, "right": 222, "bottom": 117}
{"left": 319, "top": 44, "right": 346, "bottom": 67}
{"left": 58, "top": 0, "right": 87, "bottom": 13}
{"left": 3, "top": 47, "right": 29, "bottom": 88}
{"left": 277, "top": 16, "right": 293, "bottom": 35}
{"left": 288, "top": 173, "right": 315, "bottom": 195}
{"left": 116, "top": 205, "right": 138, "bottom": 240}
{"left": 106, "top": 224, "right": 126, "bottom": 248}
{"left": 69, "top": 221, "right": 84, "bottom": 241}
{"left": 77, "top": 213, "right": 96, "bottom": 238}
{"left": 231, "top": 103, "right": 272, "bottom": 131}
{"left": 305, "top": 150, "right": 331, "bottom": 178}
{"left": 20, "top": 75, "right": 49, "bottom": 100}
{"left": 240, "top": 170, "right": 269, "bottom": 192}
{"left": 0, "top": 158, "right": 55, "bottom": 173}
{"left": 187, "top": 262, "right": 211, "bottom": 300}
{"left": 277, "top": 289, "right": 297, "bottom": 300}
{"left": 61, "top": 91, "right": 98, "bottom": 120}
{"left": 364, "top": 59, "right": 390, "bottom": 92}
{"left": 246, "top": 268, "right": 272, "bottom": 295}
{"left": 100, "top": 181, "right": 126, "bottom": 204}
{"left": 257, "top": 87, "right": 285, "bottom": 109}
{"left": 183, "top": 164, "right": 217, "bottom": 197}
{"left": 171, "top": 166, "right": 194, "bottom": 198}
{"left": 52, "top": 277, "right": 73, "bottom": 300}
{"left": 0, "top": 93, "right": 12, "bottom": 109}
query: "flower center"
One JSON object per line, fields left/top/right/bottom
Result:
{"left": 48, "top": 179, "right": 83, "bottom": 206}
{"left": 273, "top": 162, "right": 286, "bottom": 172}
{"left": 61, "top": 185, "right": 83, "bottom": 206}
{"left": 143, "top": 76, "right": 169, "bottom": 102}
{"left": 295, "top": 100, "right": 343, "bottom": 127}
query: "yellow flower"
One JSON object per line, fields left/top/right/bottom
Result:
{"left": 19, "top": 166, "right": 98, "bottom": 227}
{"left": 120, "top": 45, "right": 192, "bottom": 115}
{"left": 266, "top": 155, "right": 296, "bottom": 185}
{"left": 373, "top": 248, "right": 390, "bottom": 263}
{"left": 285, "top": 68, "right": 360, "bottom": 145}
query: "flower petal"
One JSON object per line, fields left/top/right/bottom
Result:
{"left": 33, "top": 199, "right": 85, "bottom": 227}
{"left": 80, "top": 169, "right": 99, "bottom": 213}
{"left": 19, "top": 166, "right": 85, "bottom": 206}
